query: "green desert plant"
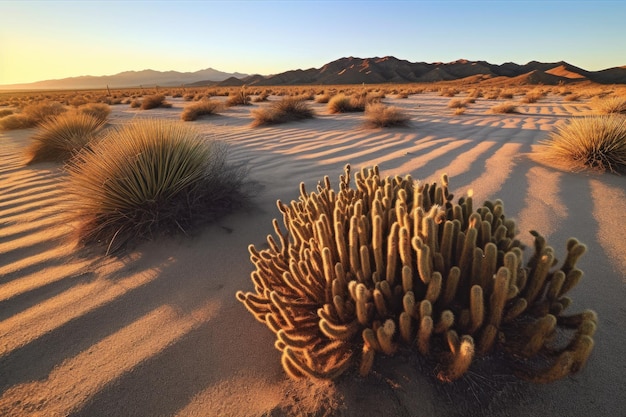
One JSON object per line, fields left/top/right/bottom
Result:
{"left": 180, "top": 99, "right": 223, "bottom": 121}
{"left": 65, "top": 119, "right": 249, "bottom": 253}
{"left": 237, "top": 165, "right": 596, "bottom": 383}
{"left": 251, "top": 97, "right": 314, "bottom": 127}
{"left": 534, "top": 115, "right": 626, "bottom": 174}
{"left": 489, "top": 102, "right": 518, "bottom": 114}
{"left": 140, "top": 94, "right": 172, "bottom": 110}
{"left": 363, "top": 103, "right": 410, "bottom": 128}
{"left": 25, "top": 112, "right": 105, "bottom": 164}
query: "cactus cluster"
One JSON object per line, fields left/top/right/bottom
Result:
{"left": 236, "top": 165, "right": 596, "bottom": 383}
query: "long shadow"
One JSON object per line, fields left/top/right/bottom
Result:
{"left": 0, "top": 270, "right": 96, "bottom": 322}
{"left": 70, "top": 300, "right": 278, "bottom": 417}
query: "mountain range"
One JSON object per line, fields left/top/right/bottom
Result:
{"left": 2, "top": 56, "right": 625, "bottom": 90}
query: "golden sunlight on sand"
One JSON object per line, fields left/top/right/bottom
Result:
{"left": 1, "top": 90, "right": 625, "bottom": 416}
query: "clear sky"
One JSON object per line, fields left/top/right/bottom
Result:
{"left": 1, "top": 0, "right": 625, "bottom": 85}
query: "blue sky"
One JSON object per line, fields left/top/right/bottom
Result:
{"left": 1, "top": 0, "right": 625, "bottom": 84}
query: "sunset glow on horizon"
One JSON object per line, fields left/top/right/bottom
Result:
{"left": 1, "top": 0, "right": 625, "bottom": 86}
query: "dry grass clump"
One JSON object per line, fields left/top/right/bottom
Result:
{"left": 251, "top": 97, "right": 314, "bottom": 127}
{"left": 489, "top": 102, "right": 518, "bottom": 114}
{"left": 140, "top": 94, "right": 172, "bottom": 110}
{"left": 453, "top": 107, "right": 466, "bottom": 115}
{"left": 252, "top": 93, "right": 270, "bottom": 103}
{"left": 237, "top": 165, "right": 596, "bottom": 382}
{"left": 439, "top": 88, "right": 459, "bottom": 97}
{"left": 181, "top": 99, "right": 223, "bottom": 121}
{"left": 564, "top": 94, "right": 581, "bottom": 102}
{"left": 521, "top": 89, "right": 545, "bottom": 104}
{"left": 65, "top": 119, "right": 249, "bottom": 253}
{"left": 498, "top": 90, "right": 515, "bottom": 100}
{"left": 315, "top": 93, "right": 332, "bottom": 104}
{"left": 534, "top": 115, "right": 626, "bottom": 174}
{"left": 77, "top": 103, "right": 111, "bottom": 124}
{"left": 25, "top": 112, "right": 105, "bottom": 164}
{"left": 447, "top": 99, "right": 467, "bottom": 109}
{"left": 226, "top": 88, "right": 251, "bottom": 107}
{"left": 593, "top": 96, "right": 626, "bottom": 115}
{"left": 0, "top": 101, "right": 67, "bottom": 130}
{"left": 363, "top": 103, "right": 410, "bottom": 128}
{"left": 0, "top": 109, "right": 14, "bottom": 118}
{"left": 327, "top": 93, "right": 373, "bottom": 113}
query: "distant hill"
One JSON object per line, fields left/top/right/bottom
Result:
{"left": 229, "top": 56, "right": 625, "bottom": 86}
{"left": 2, "top": 57, "right": 625, "bottom": 90}
{"left": 0, "top": 68, "right": 249, "bottom": 90}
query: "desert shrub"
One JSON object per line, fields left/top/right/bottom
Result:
{"left": 0, "top": 101, "right": 66, "bottom": 130}
{"left": 439, "top": 88, "right": 458, "bottom": 97}
{"left": 140, "top": 94, "right": 172, "bottom": 110}
{"left": 327, "top": 93, "right": 371, "bottom": 113}
{"left": 0, "top": 109, "right": 14, "bottom": 118}
{"left": 77, "top": 103, "right": 111, "bottom": 124}
{"left": 363, "top": 103, "right": 410, "bottom": 128}
{"left": 489, "top": 102, "right": 517, "bottom": 114}
{"left": 534, "top": 115, "right": 626, "bottom": 174}
{"left": 447, "top": 99, "right": 467, "bottom": 109}
{"left": 453, "top": 107, "right": 466, "bottom": 115}
{"left": 23, "top": 101, "right": 67, "bottom": 121}
{"left": 25, "top": 112, "right": 105, "bottom": 164}
{"left": 564, "top": 94, "right": 581, "bottom": 102}
{"left": 237, "top": 165, "right": 596, "bottom": 382}
{"left": 594, "top": 96, "right": 626, "bottom": 114}
{"left": 251, "top": 97, "right": 314, "bottom": 127}
{"left": 69, "top": 95, "right": 89, "bottom": 107}
{"left": 180, "top": 99, "right": 223, "bottom": 121}
{"left": 315, "top": 93, "right": 332, "bottom": 104}
{"left": 521, "top": 89, "right": 544, "bottom": 104}
{"left": 226, "top": 88, "right": 251, "bottom": 107}
{"left": 0, "top": 114, "right": 32, "bottom": 130}
{"left": 129, "top": 99, "right": 141, "bottom": 108}
{"left": 484, "top": 90, "right": 500, "bottom": 100}
{"left": 252, "top": 93, "right": 270, "bottom": 103}
{"left": 65, "top": 119, "right": 249, "bottom": 253}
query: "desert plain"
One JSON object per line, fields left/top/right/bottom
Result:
{"left": 0, "top": 86, "right": 625, "bottom": 417}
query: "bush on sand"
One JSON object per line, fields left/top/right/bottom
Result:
{"left": 533, "top": 115, "right": 626, "bottom": 174}
{"left": 25, "top": 112, "right": 105, "bottom": 164}
{"left": 251, "top": 97, "right": 314, "bottom": 127}
{"left": 64, "top": 119, "right": 249, "bottom": 253}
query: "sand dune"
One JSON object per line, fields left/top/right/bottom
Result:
{"left": 1, "top": 93, "right": 625, "bottom": 416}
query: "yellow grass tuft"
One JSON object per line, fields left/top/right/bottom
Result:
{"left": 534, "top": 115, "right": 626, "bottom": 174}
{"left": 140, "top": 94, "right": 172, "bottom": 110}
{"left": 25, "top": 112, "right": 105, "bottom": 164}
{"left": 489, "top": 102, "right": 518, "bottom": 114}
{"left": 594, "top": 96, "right": 626, "bottom": 115}
{"left": 251, "top": 97, "right": 314, "bottom": 127}
{"left": 180, "top": 99, "right": 223, "bottom": 121}
{"left": 64, "top": 119, "right": 249, "bottom": 253}
{"left": 0, "top": 101, "right": 66, "bottom": 130}
{"left": 364, "top": 103, "right": 410, "bottom": 128}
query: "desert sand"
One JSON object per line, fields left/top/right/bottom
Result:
{"left": 1, "top": 92, "right": 625, "bottom": 417}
